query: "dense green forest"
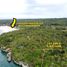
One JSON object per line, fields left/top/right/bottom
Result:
{"left": 0, "top": 18, "right": 67, "bottom": 67}
{"left": 0, "top": 18, "right": 67, "bottom": 26}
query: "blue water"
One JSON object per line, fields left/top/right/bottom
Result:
{"left": 0, "top": 51, "right": 20, "bottom": 67}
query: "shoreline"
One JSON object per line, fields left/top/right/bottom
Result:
{"left": 0, "top": 26, "right": 28, "bottom": 67}
{"left": 0, "top": 26, "right": 18, "bottom": 35}
{"left": 1, "top": 48, "right": 28, "bottom": 67}
{"left": 1, "top": 49, "right": 21, "bottom": 67}
{"left": 0, "top": 49, "right": 20, "bottom": 66}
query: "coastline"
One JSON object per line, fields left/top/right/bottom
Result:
{"left": 0, "top": 26, "right": 28, "bottom": 67}
{"left": 1, "top": 49, "right": 20, "bottom": 67}
{"left": 1, "top": 48, "right": 28, "bottom": 67}
{"left": 0, "top": 26, "right": 18, "bottom": 35}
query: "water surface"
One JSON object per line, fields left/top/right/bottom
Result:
{"left": 0, "top": 51, "right": 20, "bottom": 67}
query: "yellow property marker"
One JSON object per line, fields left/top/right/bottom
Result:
{"left": 11, "top": 18, "right": 17, "bottom": 28}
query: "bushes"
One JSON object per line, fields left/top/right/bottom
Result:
{"left": 0, "top": 19, "right": 67, "bottom": 67}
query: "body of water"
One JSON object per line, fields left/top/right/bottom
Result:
{"left": 0, "top": 51, "right": 20, "bottom": 67}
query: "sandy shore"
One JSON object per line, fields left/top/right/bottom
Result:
{"left": 0, "top": 26, "right": 18, "bottom": 35}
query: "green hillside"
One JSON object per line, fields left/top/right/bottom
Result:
{"left": 0, "top": 19, "right": 67, "bottom": 67}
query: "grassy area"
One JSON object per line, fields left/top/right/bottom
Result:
{"left": 0, "top": 19, "right": 67, "bottom": 67}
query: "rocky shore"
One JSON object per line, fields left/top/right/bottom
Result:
{"left": 1, "top": 47, "right": 28, "bottom": 67}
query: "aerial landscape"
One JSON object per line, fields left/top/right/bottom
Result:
{"left": 0, "top": 18, "right": 67, "bottom": 67}
{"left": 0, "top": 0, "right": 67, "bottom": 67}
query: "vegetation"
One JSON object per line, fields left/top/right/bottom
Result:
{"left": 0, "top": 18, "right": 67, "bottom": 67}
